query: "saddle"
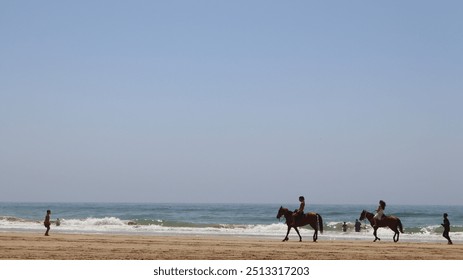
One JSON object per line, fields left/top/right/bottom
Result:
{"left": 292, "top": 210, "right": 304, "bottom": 225}
{"left": 375, "top": 215, "right": 390, "bottom": 227}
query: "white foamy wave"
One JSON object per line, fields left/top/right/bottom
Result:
{"left": 62, "top": 217, "right": 127, "bottom": 227}
{"left": 0, "top": 216, "right": 43, "bottom": 232}
{"left": 60, "top": 221, "right": 293, "bottom": 237}
{"left": 126, "top": 223, "right": 290, "bottom": 237}
{"left": 418, "top": 225, "right": 440, "bottom": 235}
{"left": 55, "top": 217, "right": 137, "bottom": 234}
{"left": 1, "top": 216, "right": 462, "bottom": 243}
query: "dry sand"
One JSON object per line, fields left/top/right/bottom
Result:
{"left": 0, "top": 232, "right": 461, "bottom": 260}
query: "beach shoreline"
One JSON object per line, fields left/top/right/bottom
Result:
{"left": 0, "top": 232, "right": 461, "bottom": 260}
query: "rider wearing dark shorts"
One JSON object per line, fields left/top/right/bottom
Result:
{"left": 291, "top": 196, "right": 305, "bottom": 226}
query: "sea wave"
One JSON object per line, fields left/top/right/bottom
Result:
{"left": 0, "top": 216, "right": 39, "bottom": 223}
{"left": 1, "top": 215, "right": 462, "bottom": 242}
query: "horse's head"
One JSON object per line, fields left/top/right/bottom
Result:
{"left": 359, "top": 210, "right": 367, "bottom": 221}
{"left": 276, "top": 206, "right": 286, "bottom": 219}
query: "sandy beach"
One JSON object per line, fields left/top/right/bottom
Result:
{"left": 0, "top": 232, "right": 461, "bottom": 260}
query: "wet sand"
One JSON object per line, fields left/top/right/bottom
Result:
{"left": 0, "top": 232, "right": 461, "bottom": 260}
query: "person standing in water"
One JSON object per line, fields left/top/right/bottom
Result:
{"left": 442, "top": 213, "right": 453, "bottom": 245}
{"left": 342, "top": 222, "right": 348, "bottom": 232}
{"left": 355, "top": 219, "right": 362, "bottom": 232}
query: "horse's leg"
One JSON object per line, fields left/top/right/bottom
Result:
{"left": 393, "top": 228, "right": 399, "bottom": 242}
{"left": 388, "top": 225, "right": 399, "bottom": 242}
{"left": 311, "top": 222, "right": 318, "bottom": 242}
{"left": 373, "top": 227, "right": 380, "bottom": 242}
{"left": 283, "top": 226, "right": 291, "bottom": 242}
{"left": 294, "top": 227, "right": 302, "bottom": 242}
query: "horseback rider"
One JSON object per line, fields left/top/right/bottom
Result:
{"left": 291, "top": 196, "right": 305, "bottom": 226}
{"left": 373, "top": 200, "right": 386, "bottom": 227}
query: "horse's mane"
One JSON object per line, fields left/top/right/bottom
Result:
{"left": 363, "top": 209, "right": 374, "bottom": 217}
{"left": 282, "top": 207, "right": 293, "bottom": 214}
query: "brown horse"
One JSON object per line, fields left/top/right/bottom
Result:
{"left": 276, "top": 206, "right": 323, "bottom": 242}
{"left": 359, "top": 210, "right": 404, "bottom": 242}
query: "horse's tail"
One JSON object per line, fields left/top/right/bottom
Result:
{"left": 398, "top": 218, "right": 404, "bottom": 233}
{"left": 317, "top": 213, "right": 323, "bottom": 234}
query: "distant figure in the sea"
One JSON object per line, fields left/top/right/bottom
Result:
{"left": 291, "top": 196, "right": 305, "bottom": 226}
{"left": 44, "top": 210, "right": 51, "bottom": 236}
{"left": 55, "top": 218, "right": 61, "bottom": 226}
{"left": 355, "top": 219, "right": 361, "bottom": 232}
{"left": 342, "top": 222, "right": 347, "bottom": 232}
{"left": 442, "top": 213, "right": 453, "bottom": 245}
{"left": 373, "top": 200, "right": 386, "bottom": 228}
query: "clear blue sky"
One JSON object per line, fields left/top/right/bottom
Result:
{"left": 1, "top": 1, "right": 462, "bottom": 204}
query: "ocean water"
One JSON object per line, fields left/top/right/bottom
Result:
{"left": 0, "top": 203, "right": 462, "bottom": 243}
